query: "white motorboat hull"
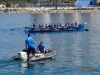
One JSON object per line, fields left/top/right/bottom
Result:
{"left": 11, "top": 49, "right": 56, "bottom": 62}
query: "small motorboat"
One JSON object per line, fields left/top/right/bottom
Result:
{"left": 11, "top": 49, "right": 56, "bottom": 62}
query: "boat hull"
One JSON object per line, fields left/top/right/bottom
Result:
{"left": 25, "top": 25, "right": 85, "bottom": 33}
{"left": 11, "top": 49, "right": 56, "bottom": 62}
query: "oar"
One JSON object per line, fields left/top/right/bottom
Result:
{"left": 10, "top": 28, "right": 21, "bottom": 31}
{"left": 83, "top": 22, "right": 87, "bottom": 25}
{"left": 10, "top": 27, "right": 27, "bottom": 31}
{"left": 78, "top": 22, "right": 87, "bottom": 26}
{"left": 83, "top": 22, "right": 89, "bottom": 31}
{"left": 85, "top": 29, "right": 89, "bottom": 31}
{"left": 10, "top": 24, "right": 34, "bottom": 31}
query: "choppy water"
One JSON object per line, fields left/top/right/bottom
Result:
{"left": 0, "top": 13, "right": 100, "bottom": 75}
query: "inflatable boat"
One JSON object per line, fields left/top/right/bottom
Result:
{"left": 11, "top": 49, "right": 56, "bottom": 62}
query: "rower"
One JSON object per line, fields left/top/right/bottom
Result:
{"left": 56, "top": 23, "right": 59, "bottom": 28}
{"left": 41, "top": 24, "right": 44, "bottom": 28}
{"left": 54, "top": 23, "right": 56, "bottom": 28}
{"left": 75, "top": 21, "right": 78, "bottom": 27}
{"left": 45, "top": 24, "right": 48, "bottom": 28}
{"left": 64, "top": 23, "right": 67, "bottom": 28}
{"left": 71, "top": 23, "right": 74, "bottom": 27}
{"left": 39, "top": 24, "right": 42, "bottom": 29}
{"left": 68, "top": 23, "right": 70, "bottom": 28}
{"left": 58, "top": 23, "right": 63, "bottom": 28}
{"left": 48, "top": 23, "right": 51, "bottom": 29}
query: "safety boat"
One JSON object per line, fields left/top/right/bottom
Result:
{"left": 11, "top": 49, "right": 56, "bottom": 62}
{"left": 25, "top": 25, "right": 89, "bottom": 33}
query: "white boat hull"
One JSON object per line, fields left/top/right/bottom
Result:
{"left": 11, "top": 49, "right": 56, "bottom": 62}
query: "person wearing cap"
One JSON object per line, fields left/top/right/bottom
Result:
{"left": 25, "top": 34, "right": 35, "bottom": 61}
{"left": 36, "top": 41, "right": 46, "bottom": 53}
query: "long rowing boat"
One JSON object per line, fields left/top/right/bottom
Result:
{"left": 25, "top": 25, "right": 89, "bottom": 33}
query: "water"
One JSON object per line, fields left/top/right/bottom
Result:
{"left": 0, "top": 13, "right": 100, "bottom": 75}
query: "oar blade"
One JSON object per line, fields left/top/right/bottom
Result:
{"left": 84, "top": 22, "right": 87, "bottom": 25}
{"left": 85, "top": 29, "right": 89, "bottom": 31}
{"left": 10, "top": 28, "right": 16, "bottom": 31}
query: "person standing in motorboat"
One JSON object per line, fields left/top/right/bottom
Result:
{"left": 36, "top": 41, "right": 47, "bottom": 53}
{"left": 25, "top": 34, "right": 35, "bottom": 61}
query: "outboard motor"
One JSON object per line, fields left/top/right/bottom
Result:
{"left": 18, "top": 52, "right": 27, "bottom": 61}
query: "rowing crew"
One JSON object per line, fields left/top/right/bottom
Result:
{"left": 33, "top": 22, "right": 84, "bottom": 29}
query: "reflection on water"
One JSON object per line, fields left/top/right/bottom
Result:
{"left": 20, "top": 62, "right": 35, "bottom": 74}
{"left": 20, "top": 62, "right": 35, "bottom": 68}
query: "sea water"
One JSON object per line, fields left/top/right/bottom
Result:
{"left": 0, "top": 13, "right": 100, "bottom": 75}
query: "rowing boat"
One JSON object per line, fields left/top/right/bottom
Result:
{"left": 25, "top": 25, "right": 88, "bottom": 33}
{"left": 11, "top": 49, "right": 56, "bottom": 62}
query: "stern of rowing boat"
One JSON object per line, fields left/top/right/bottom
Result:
{"left": 77, "top": 25, "right": 84, "bottom": 31}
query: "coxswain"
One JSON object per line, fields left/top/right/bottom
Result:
{"left": 33, "top": 19, "right": 36, "bottom": 28}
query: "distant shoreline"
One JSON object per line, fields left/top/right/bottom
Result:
{"left": 0, "top": 8, "right": 100, "bottom": 14}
